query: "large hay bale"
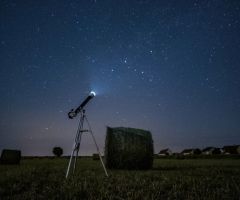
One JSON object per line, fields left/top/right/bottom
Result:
{"left": 0, "top": 149, "right": 21, "bottom": 164}
{"left": 104, "top": 127, "right": 154, "bottom": 169}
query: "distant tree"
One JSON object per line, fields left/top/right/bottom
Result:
{"left": 52, "top": 147, "right": 63, "bottom": 157}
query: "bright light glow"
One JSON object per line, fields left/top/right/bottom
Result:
{"left": 90, "top": 91, "right": 96, "bottom": 96}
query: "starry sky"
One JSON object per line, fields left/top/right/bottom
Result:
{"left": 1, "top": 0, "right": 240, "bottom": 156}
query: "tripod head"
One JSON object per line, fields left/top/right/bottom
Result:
{"left": 68, "top": 91, "right": 96, "bottom": 119}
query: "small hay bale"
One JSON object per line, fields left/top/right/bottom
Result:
{"left": 92, "top": 153, "right": 100, "bottom": 160}
{"left": 0, "top": 149, "right": 21, "bottom": 164}
{"left": 104, "top": 127, "right": 154, "bottom": 169}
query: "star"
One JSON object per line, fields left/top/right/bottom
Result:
{"left": 0, "top": 0, "right": 239, "bottom": 156}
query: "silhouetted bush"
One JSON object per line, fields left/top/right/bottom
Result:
{"left": 52, "top": 147, "right": 63, "bottom": 157}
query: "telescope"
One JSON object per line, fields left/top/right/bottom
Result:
{"left": 66, "top": 90, "right": 108, "bottom": 178}
{"left": 68, "top": 91, "right": 96, "bottom": 119}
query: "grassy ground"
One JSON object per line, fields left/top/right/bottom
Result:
{"left": 0, "top": 158, "right": 240, "bottom": 199}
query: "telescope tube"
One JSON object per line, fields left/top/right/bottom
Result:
{"left": 68, "top": 91, "right": 96, "bottom": 119}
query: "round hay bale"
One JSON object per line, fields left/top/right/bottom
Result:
{"left": 0, "top": 149, "right": 21, "bottom": 165}
{"left": 104, "top": 127, "right": 154, "bottom": 169}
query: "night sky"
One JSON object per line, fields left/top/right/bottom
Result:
{"left": 1, "top": 0, "right": 240, "bottom": 156}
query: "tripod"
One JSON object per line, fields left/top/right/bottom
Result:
{"left": 66, "top": 109, "right": 108, "bottom": 178}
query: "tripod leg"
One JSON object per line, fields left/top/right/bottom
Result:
{"left": 85, "top": 117, "right": 109, "bottom": 177}
{"left": 90, "top": 130, "right": 109, "bottom": 177}
{"left": 66, "top": 144, "right": 76, "bottom": 178}
{"left": 73, "top": 132, "right": 82, "bottom": 173}
{"left": 73, "top": 145, "right": 78, "bottom": 173}
{"left": 66, "top": 115, "right": 84, "bottom": 178}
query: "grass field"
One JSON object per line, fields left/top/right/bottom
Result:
{"left": 0, "top": 158, "right": 240, "bottom": 199}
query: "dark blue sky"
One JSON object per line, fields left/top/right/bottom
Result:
{"left": 1, "top": 0, "right": 240, "bottom": 155}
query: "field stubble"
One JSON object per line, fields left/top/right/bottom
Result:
{"left": 0, "top": 158, "right": 239, "bottom": 199}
